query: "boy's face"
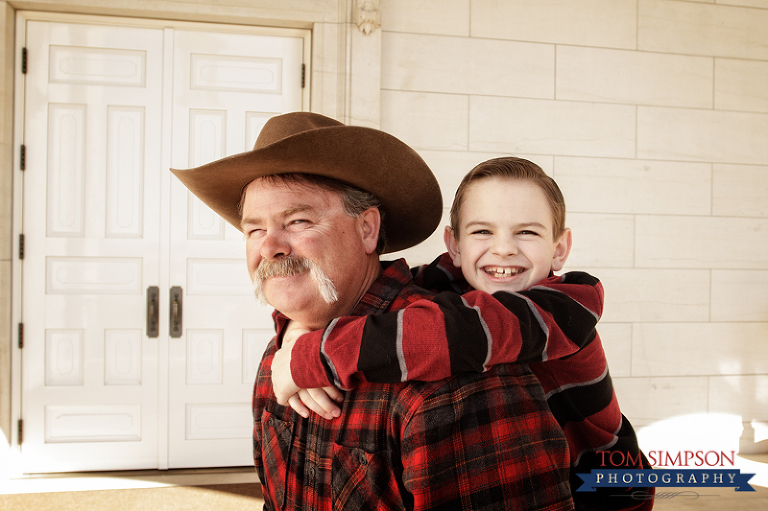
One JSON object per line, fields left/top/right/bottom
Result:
{"left": 445, "top": 177, "right": 572, "bottom": 294}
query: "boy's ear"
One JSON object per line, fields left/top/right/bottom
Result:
{"left": 551, "top": 228, "right": 572, "bottom": 272}
{"left": 443, "top": 226, "right": 462, "bottom": 268}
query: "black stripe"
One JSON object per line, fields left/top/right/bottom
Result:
{"left": 496, "top": 286, "right": 599, "bottom": 359}
{"left": 561, "top": 271, "right": 600, "bottom": 287}
{"left": 545, "top": 370, "right": 615, "bottom": 428}
{"left": 433, "top": 293, "right": 490, "bottom": 374}
{"left": 412, "top": 259, "right": 469, "bottom": 293}
{"left": 359, "top": 313, "right": 403, "bottom": 382}
{"left": 490, "top": 292, "right": 556, "bottom": 362}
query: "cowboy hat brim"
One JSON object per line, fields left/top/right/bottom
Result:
{"left": 171, "top": 122, "right": 442, "bottom": 253}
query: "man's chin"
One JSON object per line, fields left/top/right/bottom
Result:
{"left": 261, "top": 277, "right": 314, "bottom": 307}
{"left": 255, "top": 275, "right": 301, "bottom": 306}
{"left": 254, "top": 268, "right": 338, "bottom": 309}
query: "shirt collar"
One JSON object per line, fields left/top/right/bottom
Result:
{"left": 350, "top": 258, "right": 412, "bottom": 316}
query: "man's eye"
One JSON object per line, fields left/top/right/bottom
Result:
{"left": 288, "top": 219, "right": 310, "bottom": 229}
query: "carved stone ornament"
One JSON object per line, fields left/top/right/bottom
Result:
{"left": 356, "top": 0, "right": 381, "bottom": 35}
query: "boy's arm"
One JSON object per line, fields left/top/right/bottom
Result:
{"left": 289, "top": 271, "right": 604, "bottom": 390}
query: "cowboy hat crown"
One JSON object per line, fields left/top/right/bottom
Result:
{"left": 171, "top": 112, "right": 442, "bottom": 253}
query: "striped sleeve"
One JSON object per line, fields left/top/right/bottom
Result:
{"left": 290, "top": 271, "right": 604, "bottom": 390}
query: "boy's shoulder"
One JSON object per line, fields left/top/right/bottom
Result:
{"left": 541, "top": 271, "right": 601, "bottom": 287}
{"left": 411, "top": 252, "right": 470, "bottom": 294}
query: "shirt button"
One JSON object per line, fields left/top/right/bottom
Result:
{"left": 268, "top": 417, "right": 274, "bottom": 427}
{"left": 308, "top": 467, "right": 315, "bottom": 479}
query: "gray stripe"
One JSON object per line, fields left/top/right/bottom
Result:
{"left": 544, "top": 365, "right": 609, "bottom": 400}
{"left": 574, "top": 434, "right": 619, "bottom": 467}
{"left": 573, "top": 417, "right": 623, "bottom": 466}
{"left": 612, "top": 414, "right": 624, "bottom": 436}
{"left": 321, "top": 318, "right": 342, "bottom": 388}
{"left": 396, "top": 309, "right": 408, "bottom": 382}
{"left": 517, "top": 292, "right": 551, "bottom": 361}
{"left": 461, "top": 296, "right": 493, "bottom": 371}
{"left": 529, "top": 285, "right": 600, "bottom": 322}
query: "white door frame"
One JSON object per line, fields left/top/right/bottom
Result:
{"left": 7, "top": 1, "right": 382, "bottom": 472}
{"left": 7, "top": 10, "right": 336, "bottom": 474}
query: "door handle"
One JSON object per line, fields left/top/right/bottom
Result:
{"left": 170, "top": 286, "right": 183, "bottom": 338}
{"left": 146, "top": 286, "right": 159, "bottom": 338}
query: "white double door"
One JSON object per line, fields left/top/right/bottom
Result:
{"left": 18, "top": 15, "right": 307, "bottom": 472}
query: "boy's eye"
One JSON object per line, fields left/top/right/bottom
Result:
{"left": 519, "top": 230, "right": 538, "bottom": 236}
{"left": 470, "top": 229, "right": 491, "bottom": 235}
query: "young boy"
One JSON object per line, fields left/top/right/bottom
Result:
{"left": 270, "top": 157, "right": 654, "bottom": 510}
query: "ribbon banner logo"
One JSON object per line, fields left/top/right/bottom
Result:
{"left": 576, "top": 469, "right": 755, "bottom": 493}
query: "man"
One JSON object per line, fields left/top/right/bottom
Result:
{"left": 172, "top": 112, "right": 574, "bottom": 510}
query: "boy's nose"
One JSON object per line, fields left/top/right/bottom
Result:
{"left": 492, "top": 235, "right": 517, "bottom": 256}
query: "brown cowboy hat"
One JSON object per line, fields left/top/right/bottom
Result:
{"left": 171, "top": 112, "right": 442, "bottom": 253}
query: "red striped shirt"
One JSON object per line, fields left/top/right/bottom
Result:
{"left": 286, "top": 254, "right": 655, "bottom": 510}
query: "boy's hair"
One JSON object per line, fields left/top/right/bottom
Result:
{"left": 449, "top": 157, "right": 566, "bottom": 238}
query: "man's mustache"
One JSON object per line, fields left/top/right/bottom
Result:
{"left": 255, "top": 256, "right": 312, "bottom": 281}
{"left": 252, "top": 256, "right": 338, "bottom": 305}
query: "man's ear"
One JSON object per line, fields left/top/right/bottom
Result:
{"left": 443, "top": 226, "right": 462, "bottom": 268}
{"left": 360, "top": 207, "right": 381, "bottom": 255}
{"left": 551, "top": 228, "right": 572, "bottom": 272}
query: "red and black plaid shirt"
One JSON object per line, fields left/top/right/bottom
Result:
{"left": 253, "top": 259, "right": 574, "bottom": 510}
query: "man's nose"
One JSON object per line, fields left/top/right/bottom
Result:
{"left": 260, "top": 229, "right": 291, "bottom": 259}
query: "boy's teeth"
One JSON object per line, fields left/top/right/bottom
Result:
{"left": 486, "top": 267, "right": 522, "bottom": 276}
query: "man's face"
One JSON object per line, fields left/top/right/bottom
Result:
{"left": 240, "top": 178, "right": 374, "bottom": 325}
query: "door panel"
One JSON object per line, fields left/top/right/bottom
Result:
{"left": 20, "top": 16, "right": 307, "bottom": 472}
{"left": 21, "top": 20, "right": 165, "bottom": 473}
{"left": 166, "top": 28, "right": 303, "bottom": 468}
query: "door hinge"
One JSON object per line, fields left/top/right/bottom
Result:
{"left": 20, "top": 144, "right": 26, "bottom": 170}
{"left": 18, "top": 323, "right": 24, "bottom": 349}
{"left": 21, "top": 47, "right": 27, "bottom": 74}
{"left": 18, "top": 234, "right": 24, "bottom": 260}
{"left": 301, "top": 63, "right": 305, "bottom": 88}
{"left": 18, "top": 419, "right": 23, "bottom": 445}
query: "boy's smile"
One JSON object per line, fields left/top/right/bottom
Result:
{"left": 483, "top": 265, "right": 526, "bottom": 278}
{"left": 446, "top": 176, "right": 571, "bottom": 294}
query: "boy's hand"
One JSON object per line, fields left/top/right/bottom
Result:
{"left": 288, "top": 387, "right": 344, "bottom": 420}
{"left": 272, "top": 323, "right": 344, "bottom": 420}
{"left": 271, "top": 320, "right": 311, "bottom": 406}
{"left": 282, "top": 321, "right": 311, "bottom": 345}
